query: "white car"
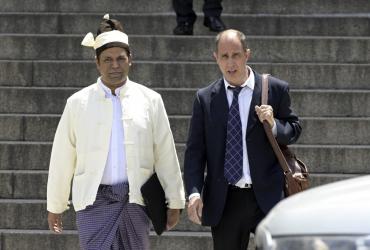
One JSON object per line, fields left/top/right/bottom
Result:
{"left": 255, "top": 175, "right": 370, "bottom": 250}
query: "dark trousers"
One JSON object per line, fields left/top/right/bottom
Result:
{"left": 173, "top": 0, "right": 223, "bottom": 24}
{"left": 211, "top": 186, "right": 265, "bottom": 250}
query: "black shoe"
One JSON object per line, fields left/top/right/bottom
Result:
{"left": 173, "top": 22, "right": 194, "bottom": 35}
{"left": 204, "top": 16, "right": 226, "bottom": 32}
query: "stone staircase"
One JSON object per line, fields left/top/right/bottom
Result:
{"left": 0, "top": 0, "right": 369, "bottom": 249}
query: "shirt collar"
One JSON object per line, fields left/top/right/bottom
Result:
{"left": 224, "top": 65, "right": 255, "bottom": 91}
{"left": 98, "top": 77, "right": 127, "bottom": 98}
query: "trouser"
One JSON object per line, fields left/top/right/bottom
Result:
{"left": 173, "top": 0, "right": 223, "bottom": 24}
{"left": 211, "top": 186, "right": 265, "bottom": 250}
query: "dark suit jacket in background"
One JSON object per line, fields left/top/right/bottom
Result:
{"left": 184, "top": 71, "right": 301, "bottom": 227}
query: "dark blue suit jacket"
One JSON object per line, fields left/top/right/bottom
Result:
{"left": 184, "top": 71, "right": 301, "bottom": 226}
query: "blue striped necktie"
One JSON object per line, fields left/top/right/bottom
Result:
{"left": 224, "top": 86, "right": 243, "bottom": 185}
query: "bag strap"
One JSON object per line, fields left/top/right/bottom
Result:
{"left": 261, "top": 74, "right": 291, "bottom": 175}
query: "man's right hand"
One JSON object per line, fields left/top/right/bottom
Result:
{"left": 48, "top": 212, "right": 63, "bottom": 233}
{"left": 187, "top": 196, "right": 203, "bottom": 225}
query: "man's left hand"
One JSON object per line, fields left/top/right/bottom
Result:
{"left": 166, "top": 208, "right": 180, "bottom": 231}
{"left": 255, "top": 105, "right": 274, "bottom": 128}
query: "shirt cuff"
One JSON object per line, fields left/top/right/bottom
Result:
{"left": 272, "top": 119, "right": 277, "bottom": 137}
{"left": 188, "top": 193, "right": 201, "bottom": 200}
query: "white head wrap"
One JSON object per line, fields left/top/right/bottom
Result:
{"left": 81, "top": 14, "right": 129, "bottom": 50}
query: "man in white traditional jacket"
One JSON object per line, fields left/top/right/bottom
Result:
{"left": 46, "top": 15, "right": 185, "bottom": 250}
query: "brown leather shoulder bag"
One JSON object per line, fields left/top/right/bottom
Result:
{"left": 261, "top": 74, "right": 310, "bottom": 196}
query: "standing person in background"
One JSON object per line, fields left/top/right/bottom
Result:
{"left": 184, "top": 29, "right": 301, "bottom": 249}
{"left": 47, "top": 14, "right": 185, "bottom": 250}
{"left": 173, "top": 0, "right": 226, "bottom": 35}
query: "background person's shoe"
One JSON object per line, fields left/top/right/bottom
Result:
{"left": 173, "top": 22, "right": 194, "bottom": 35}
{"left": 204, "top": 16, "right": 226, "bottom": 32}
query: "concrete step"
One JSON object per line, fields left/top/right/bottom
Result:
{"left": 2, "top": 13, "right": 370, "bottom": 36}
{"left": 0, "top": 230, "right": 220, "bottom": 250}
{"left": 2, "top": 60, "right": 370, "bottom": 90}
{"left": 0, "top": 142, "right": 51, "bottom": 170}
{"left": 0, "top": 173, "right": 356, "bottom": 229}
{"left": 299, "top": 118, "right": 370, "bottom": 145}
{"left": 290, "top": 89, "right": 370, "bottom": 117}
{"left": 1, "top": 87, "right": 369, "bottom": 117}
{"left": 308, "top": 173, "right": 360, "bottom": 187}
{"left": 0, "top": 0, "right": 369, "bottom": 14}
{"left": 292, "top": 145, "right": 370, "bottom": 175}
{"left": 1, "top": 115, "right": 370, "bottom": 145}
{"left": 0, "top": 171, "right": 47, "bottom": 199}
{"left": 1, "top": 35, "right": 369, "bottom": 63}
{"left": 0, "top": 230, "right": 80, "bottom": 250}
{"left": 1, "top": 142, "right": 369, "bottom": 174}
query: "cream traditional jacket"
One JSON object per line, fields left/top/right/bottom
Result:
{"left": 47, "top": 79, "right": 185, "bottom": 213}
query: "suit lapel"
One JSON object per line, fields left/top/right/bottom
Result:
{"left": 246, "top": 72, "right": 262, "bottom": 136}
{"left": 210, "top": 79, "right": 229, "bottom": 131}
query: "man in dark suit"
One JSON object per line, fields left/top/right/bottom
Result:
{"left": 173, "top": 0, "right": 226, "bottom": 35}
{"left": 184, "top": 29, "right": 301, "bottom": 250}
